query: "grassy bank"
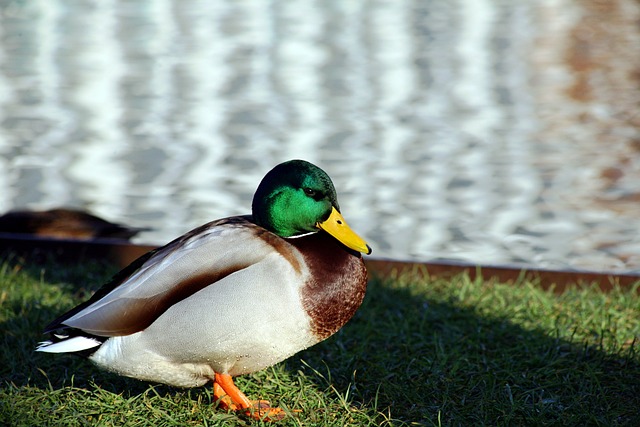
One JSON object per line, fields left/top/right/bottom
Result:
{"left": 1, "top": 256, "right": 639, "bottom": 426}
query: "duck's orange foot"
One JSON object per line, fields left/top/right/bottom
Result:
{"left": 242, "top": 401, "right": 286, "bottom": 421}
{"left": 212, "top": 373, "right": 292, "bottom": 421}
{"left": 212, "top": 381, "right": 238, "bottom": 411}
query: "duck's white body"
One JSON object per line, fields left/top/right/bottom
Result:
{"left": 90, "top": 229, "right": 317, "bottom": 386}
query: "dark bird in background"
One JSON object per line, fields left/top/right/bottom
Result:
{"left": 0, "top": 208, "right": 148, "bottom": 241}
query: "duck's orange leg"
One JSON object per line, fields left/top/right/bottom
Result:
{"left": 213, "top": 373, "right": 286, "bottom": 421}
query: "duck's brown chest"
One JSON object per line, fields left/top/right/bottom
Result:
{"left": 291, "top": 232, "right": 368, "bottom": 340}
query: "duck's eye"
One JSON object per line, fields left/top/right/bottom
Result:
{"left": 303, "top": 188, "right": 317, "bottom": 198}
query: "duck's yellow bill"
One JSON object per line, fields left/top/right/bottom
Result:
{"left": 317, "top": 207, "right": 372, "bottom": 255}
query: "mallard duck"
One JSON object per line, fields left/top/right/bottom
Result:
{"left": 37, "top": 160, "right": 371, "bottom": 420}
{"left": 0, "top": 208, "right": 148, "bottom": 240}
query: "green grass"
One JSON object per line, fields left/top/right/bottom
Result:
{"left": 1, "top": 255, "right": 639, "bottom": 426}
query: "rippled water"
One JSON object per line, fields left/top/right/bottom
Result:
{"left": 1, "top": 0, "right": 639, "bottom": 273}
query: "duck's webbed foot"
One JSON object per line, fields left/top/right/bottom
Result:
{"left": 212, "top": 373, "right": 287, "bottom": 421}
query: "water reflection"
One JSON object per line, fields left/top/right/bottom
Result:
{"left": 0, "top": 0, "right": 638, "bottom": 273}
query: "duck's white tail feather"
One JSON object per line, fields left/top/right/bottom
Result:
{"left": 36, "top": 335, "right": 102, "bottom": 353}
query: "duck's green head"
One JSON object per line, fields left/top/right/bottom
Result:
{"left": 252, "top": 160, "right": 372, "bottom": 254}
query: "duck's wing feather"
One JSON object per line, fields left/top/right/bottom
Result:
{"left": 45, "top": 216, "right": 296, "bottom": 336}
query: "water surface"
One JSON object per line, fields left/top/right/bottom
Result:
{"left": 1, "top": 0, "right": 638, "bottom": 273}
